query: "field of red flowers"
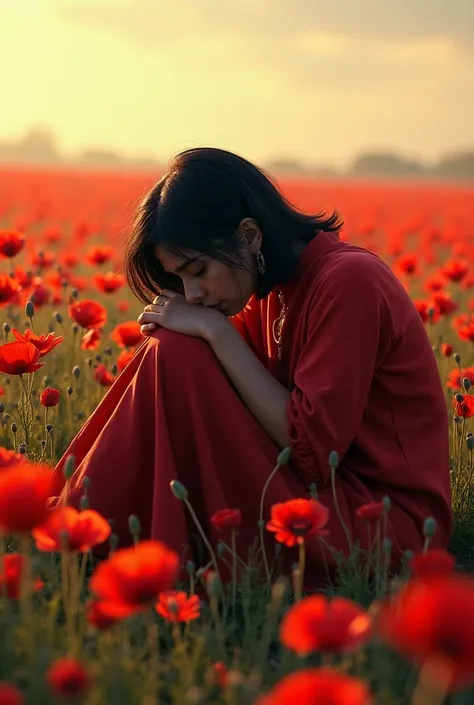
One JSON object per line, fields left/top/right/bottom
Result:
{"left": 0, "top": 166, "right": 473, "bottom": 704}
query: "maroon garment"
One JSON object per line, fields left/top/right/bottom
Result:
{"left": 53, "top": 231, "right": 452, "bottom": 585}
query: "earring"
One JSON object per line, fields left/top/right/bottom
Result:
{"left": 256, "top": 250, "right": 266, "bottom": 275}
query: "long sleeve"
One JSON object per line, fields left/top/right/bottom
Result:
{"left": 287, "top": 253, "right": 395, "bottom": 487}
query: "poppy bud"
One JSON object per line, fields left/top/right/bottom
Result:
{"left": 217, "top": 541, "right": 225, "bottom": 557}
{"left": 427, "top": 307, "right": 435, "bottom": 321}
{"left": 309, "top": 482, "right": 318, "bottom": 500}
{"left": 54, "top": 311, "right": 63, "bottom": 324}
{"left": 73, "top": 366, "right": 80, "bottom": 378}
{"left": 2, "top": 323, "right": 10, "bottom": 333}
{"left": 72, "top": 323, "right": 79, "bottom": 334}
{"left": 382, "top": 495, "right": 391, "bottom": 512}
{"left": 111, "top": 364, "right": 118, "bottom": 376}
{"left": 423, "top": 517, "right": 437, "bottom": 538}
{"left": 467, "top": 436, "right": 474, "bottom": 451}
{"left": 25, "top": 301, "right": 35, "bottom": 319}
{"left": 82, "top": 476, "right": 91, "bottom": 488}
{"left": 455, "top": 393, "right": 464, "bottom": 403}
{"left": 104, "top": 347, "right": 112, "bottom": 356}
{"left": 328, "top": 450, "right": 339, "bottom": 468}
{"left": 40, "top": 388, "right": 60, "bottom": 408}
{"left": 46, "top": 424, "right": 53, "bottom": 433}
{"left": 43, "top": 376, "right": 50, "bottom": 386}
{"left": 67, "top": 387, "right": 73, "bottom": 396}
{"left": 18, "top": 444, "right": 26, "bottom": 454}
{"left": 455, "top": 353, "right": 461, "bottom": 364}
{"left": 95, "top": 355, "right": 102, "bottom": 363}
{"left": 11, "top": 422, "right": 17, "bottom": 433}
{"left": 79, "top": 495, "right": 89, "bottom": 510}
{"left": 40, "top": 439, "right": 46, "bottom": 449}
{"left": 169, "top": 480, "right": 188, "bottom": 501}
{"left": 86, "top": 358, "right": 93, "bottom": 367}
{"left": 109, "top": 533, "right": 119, "bottom": 552}
{"left": 277, "top": 447, "right": 291, "bottom": 466}
{"left": 63, "top": 454, "right": 75, "bottom": 480}
{"left": 48, "top": 323, "right": 54, "bottom": 333}
{"left": 186, "top": 561, "right": 195, "bottom": 575}
{"left": 403, "top": 549, "right": 414, "bottom": 563}
{"left": 0, "top": 403, "right": 3, "bottom": 414}
{"left": 128, "top": 514, "right": 141, "bottom": 538}
{"left": 463, "top": 378, "right": 471, "bottom": 392}
{"left": 71, "top": 289, "right": 79, "bottom": 299}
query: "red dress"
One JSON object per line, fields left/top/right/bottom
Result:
{"left": 53, "top": 232, "right": 452, "bottom": 585}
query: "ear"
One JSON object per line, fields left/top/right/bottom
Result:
{"left": 238, "top": 218, "right": 262, "bottom": 253}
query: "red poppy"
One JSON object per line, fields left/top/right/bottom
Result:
{"left": 86, "top": 245, "right": 114, "bottom": 266}
{"left": 280, "top": 595, "right": 372, "bottom": 655}
{"left": 85, "top": 599, "right": 118, "bottom": 630}
{"left": 155, "top": 591, "right": 201, "bottom": 622}
{"left": 0, "top": 683, "right": 25, "bottom": 705}
{"left": 441, "top": 258, "right": 469, "bottom": 283}
{"left": 0, "top": 230, "right": 26, "bottom": 259}
{"left": 94, "top": 272, "right": 125, "bottom": 293}
{"left": 440, "top": 343, "right": 453, "bottom": 357}
{"left": 395, "top": 254, "right": 418, "bottom": 276}
{"left": 110, "top": 322, "right": 143, "bottom": 349}
{"left": 412, "top": 299, "right": 439, "bottom": 324}
{"left": 30, "top": 251, "right": 56, "bottom": 269}
{"left": 60, "top": 251, "right": 80, "bottom": 269}
{"left": 0, "top": 448, "right": 23, "bottom": 469}
{"left": 431, "top": 291, "right": 458, "bottom": 317}
{"left": 40, "top": 388, "right": 60, "bottom": 408}
{"left": 11, "top": 329, "right": 64, "bottom": 357}
{"left": 81, "top": 329, "right": 101, "bottom": 350}
{"left": 42, "top": 227, "right": 62, "bottom": 244}
{"left": 94, "top": 363, "right": 115, "bottom": 387}
{"left": 410, "top": 550, "right": 455, "bottom": 580}
{"left": 356, "top": 502, "right": 385, "bottom": 523}
{"left": 33, "top": 506, "right": 110, "bottom": 552}
{"left": 0, "top": 275, "right": 21, "bottom": 306}
{"left": 0, "top": 553, "right": 44, "bottom": 599}
{"left": 266, "top": 499, "right": 329, "bottom": 547}
{"left": 453, "top": 394, "right": 474, "bottom": 418}
{"left": 457, "top": 322, "right": 474, "bottom": 343}
{"left": 12, "top": 268, "right": 32, "bottom": 289}
{"left": 0, "top": 463, "right": 56, "bottom": 533}
{"left": 378, "top": 575, "right": 474, "bottom": 692}
{"left": 46, "top": 657, "right": 91, "bottom": 699}
{"left": 27, "top": 279, "right": 51, "bottom": 308}
{"left": 256, "top": 668, "right": 373, "bottom": 705}
{"left": 69, "top": 299, "right": 107, "bottom": 329}
{"left": 447, "top": 367, "right": 474, "bottom": 390}
{"left": 424, "top": 274, "right": 446, "bottom": 292}
{"left": 116, "top": 349, "right": 135, "bottom": 371}
{"left": 0, "top": 341, "right": 43, "bottom": 375}
{"left": 117, "top": 300, "right": 130, "bottom": 313}
{"left": 210, "top": 508, "right": 242, "bottom": 531}
{"left": 211, "top": 662, "right": 228, "bottom": 689}
{"left": 89, "top": 540, "right": 179, "bottom": 617}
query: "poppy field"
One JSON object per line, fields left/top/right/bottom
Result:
{"left": 0, "top": 166, "right": 473, "bottom": 704}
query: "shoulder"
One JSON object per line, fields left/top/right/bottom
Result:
{"left": 316, "top": 246, "right": 395, "bottom": 298}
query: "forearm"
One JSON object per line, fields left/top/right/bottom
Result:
{"left": 204, "top": 320, "right": 290, "bottom": 449}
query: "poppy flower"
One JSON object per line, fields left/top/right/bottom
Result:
{"left": 94, "top": 272, "right": 125, "bottom": 294}
{"left": 210, "top": 508, "right": 241, "bottom": 531}
{"left": 33, "top": 506, "right": 111, "bottom": 552}
{"left": 453, "top": 394, "right": 474, "bottom": 418}
{"left": 280, "top": 595, "right": 372, "bottom": 655}
{"left": 0, "top": 448, "right": 23, "bottom": 469}
{"left": 60, "top": 251, "right": 80, "bottom": 269}
{"left": 409, "top": 550, "right": 455, "bottom": 580}
{"left": 356, "top": 502, "right": 385, "bottom": 523}
{"left": 117, "top": 301, "right": 130, "bottom": 313}
{"left": 431, "top": 291, "right": 458, "bottom": 317}
{"left": 86, "top": 245, "right": 114, "bottom": 266}
{"left": 266, "top": 499, "right": 329, "bottom": 547}
{"left": 30, "top": 251, "right": 55, "bottom": 269}
{"left": 46, "top": 657, "right": 90, "bottom": 699}
{"left": 0, "top": 275, "right": 21, "bottom": 306}
{"left": 40, "top": 387, "right": 60, "bottom": 408}
{"left": 412, "top": 299, "right": 439, "bottom": 324}
{"left": 0, "top": 683, "right": 25, "bottom": 705}
{"left": 11, "top": 329, "right": 64, "bottom": 357}
{"left": 395, "top": 254, "right": 418, "bottom": 276}
{"left": 85, "top": 599, "right": 118, "bottom": 630}
{"left": 81, "top": 329, "right": 101, "bottom": 350}
{"left": 211, "top": 662, "right": 228, "bottom": 689}
{"left": 110, "top": 322, "right": 143, "bottom": 349}
{"left": 440, "top": 343, "right": 453, "bottom": 357}
{"left": 89, "top": 540, "right": 179, "bottom": 618}
{"left": 27, "top": 279, "right": 51, "bottom": 308}
{"left": 447, "top": 367, "right": 474, "bottom": 390}
{"left": 94, "top": 363, "right": 115, "bottom": 387}
{"left": 12, "top": 268, "right": 32, "bottom": 289}
{"left": 378, "top": 575, "right": 474, "bottom": 692}
{"left": 155, "top": 591, "right": 201, "bottom": 622}
{"left": 0, "top": 463, "right": 56, "bottom": 532}
{"left": 116, "top": 350, "right": 135, "bottom": 371}
{"left": 0, "top": 341, "right": 43, "bottom": 376}
{"left": 457, "top": 322, "right": 474, "bottom": 343}
{"left": 0, "top": 553, "right": 44, "bottom": 599}
{"left": 69, "top": 299, "right": 107, "bottom": 329}
{"left": 0, "top": 231, "right": 25, "bottom": 259}
{"left": 441, "top": 259, "right": 469, "bottom": 283}
{"left": 424, "top": 274, "right": 446, "bottom": 292}
{"left": 256, "top": 668, "right": 373, "bottom": 705}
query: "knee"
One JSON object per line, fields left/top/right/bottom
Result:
{"left": 149, "top": 329, "right": 215, "bottom": 363}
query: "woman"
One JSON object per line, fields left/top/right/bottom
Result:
{"left": 54, "top": 148, "right": 452, "bottom": 586}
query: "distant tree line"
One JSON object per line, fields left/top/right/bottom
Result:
{"left": 1, "top": 128, "right": 473, "bottom": 180}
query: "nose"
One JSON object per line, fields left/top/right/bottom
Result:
{"left": 183, "top": 280, "right": 206, "bottom": 305}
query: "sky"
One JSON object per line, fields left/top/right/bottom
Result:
{"left": 0, "top": 0, "right": 473, "bottom": 169}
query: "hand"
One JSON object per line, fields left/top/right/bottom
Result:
{"left": 137, "top": 290, "right": 229, "bottom": 341}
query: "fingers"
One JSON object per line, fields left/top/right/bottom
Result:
{"left": 140, "top": 323, "right": 156, "bottom": 335}
{"left": 137, "top": 311, "right": 161, "bottom": 325}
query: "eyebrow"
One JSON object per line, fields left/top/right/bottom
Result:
{"left": 171, "top": 256, "right": 202, "bottom": 274}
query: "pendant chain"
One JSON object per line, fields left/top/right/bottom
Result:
{"left": 272, "top": 290, "right": 288, "bottom": 362}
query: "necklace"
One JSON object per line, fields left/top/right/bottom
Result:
{"left": 272, "top": 290, "right": 288, "bottom": 362}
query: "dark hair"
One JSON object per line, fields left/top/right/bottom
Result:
{"left": 124, "top": 147, "right": 343, "bottom": 303}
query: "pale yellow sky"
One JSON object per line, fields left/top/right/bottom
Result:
{"left": 1, "top": 0, "right": 473, "bottom": 169}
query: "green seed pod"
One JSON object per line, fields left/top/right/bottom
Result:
{"left": 217, "top": 541, "right": 225, "bottom": 557}
{"left": 455, "top": 353, "right": 461, "bottom": 364}
{"left": 423, "top": 516, "right": 437, "bottom": 538}
{"left": 111, "top": 364, "right": 118, "bottom": 376}
{"left": 11, "top": 422, "right": 17, "bottom": 433}
{"left": 54, "top": 311, "right": 63, "bottom": 324}
{"left": 109, "top": 533, "right": 119, "bottom": 552}
{"left": 67, "top": 386, "right": 73, "bottom": 396}
{"left": 82, "top": 476, "right": 91, "bottom": 488}
{"left": 463, "top": 377, "right": 471, "bottom": 392}
{"left": 169, "top": 480, "right": 188, "bottom": 500}
{"left": 382, "top": 495, "right": 391, "bottom": 512}
{"left": 186, "top": 561, "right": 195, "bottom": 575}
{"left": 2, "top": 323, "right": 10, "bottom": 334}
{"left": 71, "top": 289, "right": 79, "bottom": 299}
{"left": 71, "top": 323, "right": 79, "bottom": 334}
{"left": 73, "top": 366, "right": 80, "bottom": 378}
{"left": 328, "top": 450, "right": 339, "bottom": 468}
{"left": 46, "top": 424, "right": 53, "bottom": 433}
{"left": 79, "top": 495, "right": 89, "bottom": 510}
{"left": 63, "top": 454, "right": 75, "bottom": 479}
{"left": 18, "top": 444, "right": 26, "bottom": 454}
{"left": 128, "top": 514, "right": 141, "bottom": 537}
{"left": 467, "top": 436, "right": 474, "bottom": 451}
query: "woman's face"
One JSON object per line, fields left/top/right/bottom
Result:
{"left": 154, "top": 219, "right": 261, "bottom": 316}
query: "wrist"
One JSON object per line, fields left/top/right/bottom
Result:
{"left": 202, "top": 313, "right": 234, "bottom": 345}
